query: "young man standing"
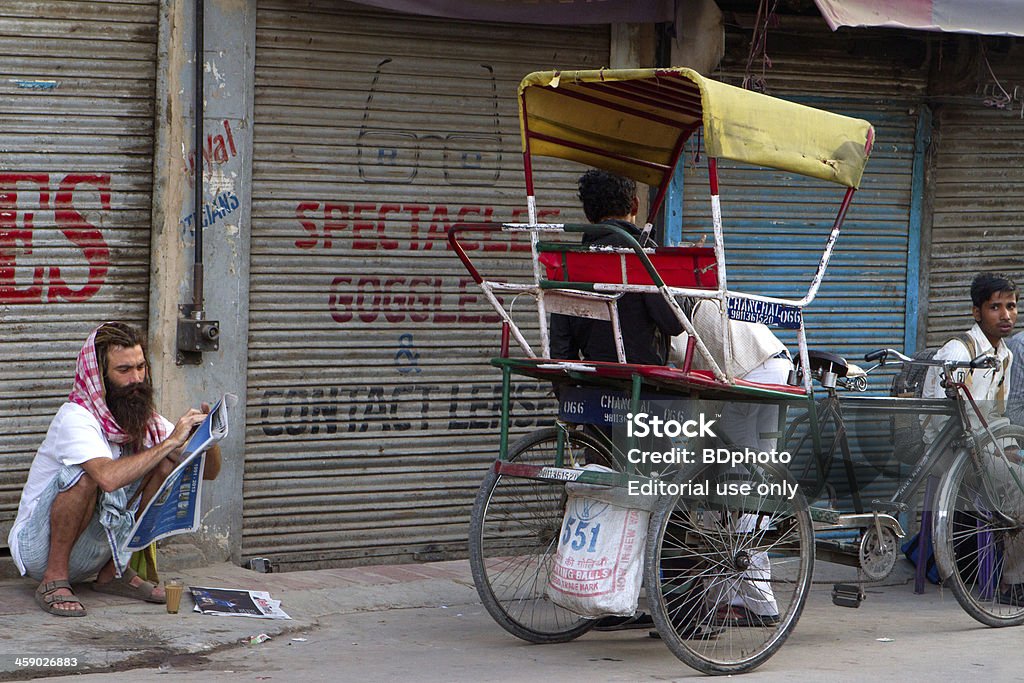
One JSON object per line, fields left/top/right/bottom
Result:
{"left": 921, "top": 272, "right": 1017, "bottom": 440}
{"left": 921, "top": 272, "right": 1022, "bottom": 603}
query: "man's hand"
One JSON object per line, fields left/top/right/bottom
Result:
{"left": 166, "top": 407, "right": 209, "bottom": 454}
{"left": 81, "top": 406, "right": 209, "bottom": 493}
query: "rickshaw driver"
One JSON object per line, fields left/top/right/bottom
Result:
{"left": 677, "top": 300, "right": 789, "bottom": 626}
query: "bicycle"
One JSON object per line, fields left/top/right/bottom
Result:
{"left": 787, "top": 346, "right": 1024, "bottom": 627}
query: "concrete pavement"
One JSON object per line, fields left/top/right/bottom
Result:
{"left": 1, "top": 555, "right": 1022, "bottom": 681}
{"left": 0, "top": 556, "right": 478, "bottom": 681}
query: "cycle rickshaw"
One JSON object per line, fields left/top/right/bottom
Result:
{"left": 449, "top": 67, "right": 1024, "bottom": 675}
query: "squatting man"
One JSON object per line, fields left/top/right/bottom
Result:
{"left": 7, "top": 322, "right": 220, "bottom": 616}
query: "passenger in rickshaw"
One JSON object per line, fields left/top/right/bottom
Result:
{"left": 548, "top": 170, "right": 683, "bottom": 632}
{"left": 550, "top": 169, "right": 684, "bottom": 366}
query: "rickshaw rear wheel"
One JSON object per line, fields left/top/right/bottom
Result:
{"left": 644, "top": 460, "right": 813, "bottom": 675}
{"left": 469, "top": 425, "right": 614, "bottom": 643}
{"left": 934, "top": 423, "right": 1024, "bottom": 628}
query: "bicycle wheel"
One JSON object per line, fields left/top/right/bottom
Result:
{"left": 469, "top": 426, "right": 614, "bottom": 643}
{"left": 934, "top": 423, "right": 1024, "bottom": 627}
{"left": 645, "top": 460, "right": 813, "bottom": 674}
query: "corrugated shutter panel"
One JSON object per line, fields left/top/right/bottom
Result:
{"left": 680, "top": 18, "right": 928, "bottom": 506}
{"left": 246, "top": 0, "right": 608, "bottom": 568}
{"left": 687, "top": 17, "right": 928, "bottom": 385}
{"left": 0, "top": 0, "right": 158, "bottom": 546}
{"left": 681, "top": 105, "right": 918, "bottom": 368}
{"left": 927, "top": 56, "right": 1024, "bottom": 345}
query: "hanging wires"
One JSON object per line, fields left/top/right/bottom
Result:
{"left": 979, "top": 42, "right": 1023, "bottom": 118}
{"left": 742, "top": 0, "right": 780, "bottom": 93}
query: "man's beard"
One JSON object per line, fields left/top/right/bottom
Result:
{"left": 106, "top": 381, "right": 155, "bottom": 450}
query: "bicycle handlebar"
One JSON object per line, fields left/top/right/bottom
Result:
{"left": 864, "top": 348, "right": 998, "bottom": 370}
{"left": 863, "top": 349, "right": 889, "bottom": 363}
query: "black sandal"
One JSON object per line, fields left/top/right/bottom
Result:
{"left": 594, "top": 612, "right": 655, "bottom": 631}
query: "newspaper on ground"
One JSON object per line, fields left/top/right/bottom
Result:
{"left": 189, "top": 586, "right": 292, "bottom": 620}
{"left": 123, "top": 393, "right": 238, "bottom": 552}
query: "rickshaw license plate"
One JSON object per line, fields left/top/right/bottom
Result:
{"left": 727, "top": 298, "right": 803, "bottom": 329}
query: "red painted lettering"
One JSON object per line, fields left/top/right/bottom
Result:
{"left": 323, "top": 202, "right": 348, "bottom": 249}
{"left": 424, "top": 206, "right": 449, "bottom": 251}
{"left": 328, "top": 276, "right": 353, "bottom": 323}
{"left": 0, "top": 173, "right": 48, "bottom": 302}
{"left": 295, "top": 202, "right": 320, "bottom": 249}
{"left": 352, "top": 203, "right": 376, "bottom": 250}
{"left": 383, "top": 277, "right": 405, "bottom": 323}
{"left": 223, "top": 119, "right": 237, "bottom": 157}
{"left": 52, "top": 174, "right": 111, "bottom": 303}
{"left": 407, "top": 277, "right": 433, "bottom": 322}
{"left": 356, "top": 277, "right": 380, "bottom": 322}
{"left": 407, "top": 204, "right": 429, "bottom": 250}
{"left": 377, "top": 204, "right": 400, "bottom": 250}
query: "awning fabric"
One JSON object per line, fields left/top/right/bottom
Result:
{"left": 519, "top": 68, "right": 875, "bottom": 189}
{"left": 813, "top": 0, "right": 1024, "bottom": 37}
{"left": 343, "top": 0, "right": 673, "bottom": 24}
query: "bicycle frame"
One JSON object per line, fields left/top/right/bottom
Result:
{"left": 797, "top": 354, "right": 1024, "bottom": 540}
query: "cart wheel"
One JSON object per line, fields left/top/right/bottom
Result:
{"left": 469, "top": 426, "right": 614, "bottom": 643}
{"left": 934, "top": 424, "right": 1024, "bottom": 627}
{"left": 645, "top": 460, "right": 813, "bottom": 675}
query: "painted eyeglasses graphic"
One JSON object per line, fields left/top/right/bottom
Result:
{"left": 357, "top": 59, "right": 502, "bottom": 185}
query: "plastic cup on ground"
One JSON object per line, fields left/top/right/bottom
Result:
{"left": 165, "top": 580, "right": 184, "bottom": 614}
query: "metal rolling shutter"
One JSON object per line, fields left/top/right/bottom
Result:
{"left": 0, "top": 0, "right": 159, "bottom": 546}
{"left": 926, "top": 65, "right": 1024, "bottom": 345}
{"left": 246, "top": 0, "right": 609, "bottom": 568}
{"left": 684, "top": 18, "right": 929, "bottom": 378}
{"left": 680, "top": 19, "right": 929, "bottom": 506}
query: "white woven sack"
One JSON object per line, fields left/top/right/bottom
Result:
{"left": 546, "top": 464, "right": 651, "bottom": 618}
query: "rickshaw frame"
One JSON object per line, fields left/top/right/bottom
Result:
{"left": 452, "top": 67, "right": 1024, "bottom": 675}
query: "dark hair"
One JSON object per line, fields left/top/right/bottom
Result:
{"left": 971, "top": 272, "right": 1018, "bottom": 308}
{"left": 93, "top": 322, "right": 150, "bottom": 389}
{"left": 577, "top": 170, "right": 637, "bottom": 223}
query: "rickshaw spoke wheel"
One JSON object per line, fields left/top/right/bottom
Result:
{"left": 934, "top": 424, "right": 1024, "bottom": 627}
{"left": 469, "top": 426, "right": 614, "bottom": 643}
{"left": 645, "top": 461, "right": 813, "bottom": 675}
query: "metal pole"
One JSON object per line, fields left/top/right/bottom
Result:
{"left": 192, "top": 0, "right": 204, "bottom": 314}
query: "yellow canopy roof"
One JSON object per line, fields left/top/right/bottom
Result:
{"left": 518, "top": 67, "right": 875, "bottom": 189}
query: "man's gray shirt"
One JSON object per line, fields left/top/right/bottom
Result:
{"left": 1006, "top": 331, "right": 1024, "bottom": 426}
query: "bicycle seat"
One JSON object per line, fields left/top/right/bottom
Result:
{"left": 803, "top": 350, "right": 849, "bottom": 378}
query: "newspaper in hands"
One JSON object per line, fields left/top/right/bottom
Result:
{"left": 123, "top": 393, "right": 238, "bottom": 552}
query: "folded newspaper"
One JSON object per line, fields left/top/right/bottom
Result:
{"left": 123, "top": 394, "right": 238, "bottom": 552}
{"left": 189, "top": 586, "right": 292, "bottom": 619}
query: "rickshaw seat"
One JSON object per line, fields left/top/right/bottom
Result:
{"left": 538, "top": 245, "right": 718, "bottom": 288}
